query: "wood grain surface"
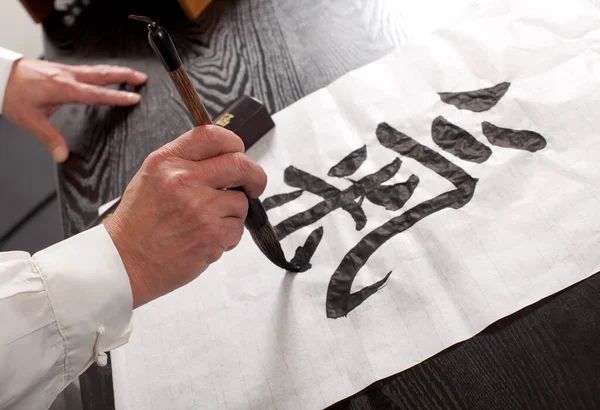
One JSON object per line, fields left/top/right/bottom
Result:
{"left": 42, "top": 0, "right": 600, "bottom": 409}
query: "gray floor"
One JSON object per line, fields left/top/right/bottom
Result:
{"left": 0, "top": 117, "right": 64, "bottom": 253}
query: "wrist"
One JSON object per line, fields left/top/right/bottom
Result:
{"left": 104, "top": 214, "right": 151, "bottom": 309}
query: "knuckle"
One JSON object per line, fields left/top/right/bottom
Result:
{"left": 199, "top": 161, "right": 219, "bottom": 182}
{"left": 226, "top": 221, "right": 245, "bottom": 251}
{"left": 164, "top": 168, "right": 191, "bottom": 188}
{"left": 144, "top": 151, "right": 163, "bottom": 172}
{"left": 230, "top": 152, "right": 251, "bottom": 175}
{"left": 233, "top": 192, "right": 249, "bottom": 218}
{"left": 53, "top": 77, "right": 74, "bottom": 93}
{"left": 165, "top": 135, "right": 190, "bottom": 158}
{"left": 218, "top": 127, "right": 244, "bottom": 152}
{"left": 189, "top": 202, "right": 205, "bottom": 219}
{"left": 204, "top": 125, "right": 245, "bottom": 153}
{"left": 90, "top": 87, "right": 105, "bottom": 98}
{"left": 206, "top": 246, "right": 224, "bottom": 264}
{"left": 198, "top": 125, "right": 221, "bottom": 147}
{"left": 96, "top": 65, "right": 112, "bottom": 76}
{"left": 45, "top": 67, "right": 63, "bottom": 80}
{"left": 190, "top": 191, "right": 213, "bottom": 214}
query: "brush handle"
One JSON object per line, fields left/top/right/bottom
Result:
{"left": 168, "top": 65, "right": 266, "bottom": 231}
{"left": 169, "top": 66, "right": 213, "bottom": 126}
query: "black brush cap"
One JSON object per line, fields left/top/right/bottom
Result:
{"left": 129, "top": 16, "right": 183, "bottom": 72}
{"left": 148, "top": 24, "right": 182, "bottom": 72}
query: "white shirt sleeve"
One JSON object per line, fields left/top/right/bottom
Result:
{"left": 0, "top": 46, "right": 23, "bottom": 114}
{"left": 0, "top": 225, "right": 133, "bottom": 410}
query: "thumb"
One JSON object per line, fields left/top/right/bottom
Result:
{"left": 28, "top": 114, "right": 69, "bottom": 163}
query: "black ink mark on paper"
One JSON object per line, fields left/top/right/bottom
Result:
{"left": 345, "top": 271, "right": 393, "bottom": 315}
{"left": 482, "top": 121, "right": 547, "bottom": 152}
{"left": 290, "top": 227, "right": 324, "bottom": 272}
{"left": 284, "top": 166, "right": 367, "bottom": 231}
{"left": 276, "top": 159, "right": 401, "bottom": 240}
{"left": 377, "top": 123, "right": 478, "bottom": 200}
{"left": 263, "top": 80, "right": 547, "bottom": 318}
{"left": 326, "top": 122, "right": 478, "bottom": 318}
{"left": 365, "top": 174, "right": 420, "bottom": 211}
{"left": 328, "top": 145, "right": 367, "bottom": 177}
{"left": 263, "top": 190, "right": 304, "bottom": 211}
{"left": 431, "top": 116, "right": 492, "bottom": 163}
{"left": 438, "top": 82, "right": 510, "bottom": 112}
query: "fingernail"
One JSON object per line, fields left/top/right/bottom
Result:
{"left": 137, "top": 72, "right": 148, "bottom": 82}
{"left": 128, "top": 92, "right": 141, "bottom": 103}
{"left": 52, "top": 146, "right": 69, "bottom": 163}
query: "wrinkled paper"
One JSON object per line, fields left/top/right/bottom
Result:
{"left": 113, "top": 0, "right": 600, "bottom": 408}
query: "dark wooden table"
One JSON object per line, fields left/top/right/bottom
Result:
{"left": 43, "top": 0, "right": 600, "bottom": 409}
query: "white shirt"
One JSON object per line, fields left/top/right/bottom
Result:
{"left": 0, "top": 47, "right": 134, "bottom": 410}
{"left": 0, "top": 47, "right": 21, "bottom": 113}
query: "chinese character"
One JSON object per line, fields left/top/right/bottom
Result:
{"left": 263, "top": 82, "right": 547, "bottom": 318}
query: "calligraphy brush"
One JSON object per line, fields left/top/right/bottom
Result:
{"left": 129, "top": 15, "right": 300, "bottom": 272}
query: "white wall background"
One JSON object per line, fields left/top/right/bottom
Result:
{"left": 0, "top": 1, "right": 44, "bottom": 57}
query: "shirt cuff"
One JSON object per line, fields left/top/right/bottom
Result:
{"left": 0, "top": 47, "right": 22, "bottom": 114}
{"left": 32, "top": 225, "right": 133, "bottom": 380}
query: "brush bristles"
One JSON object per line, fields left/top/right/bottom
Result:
{"left": 248, "top": 222, "right": 301, "bottom": 272}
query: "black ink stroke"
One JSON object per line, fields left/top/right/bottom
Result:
{"left": 283, "top": 166, "right": 367, "bottom": 231}
{"left": 346, "top": 271, "right": 393, "bottom": 315}
{"left": 262, "top": 190, "right": 304, "bottom": 211}
{"left": 276, "top": 158, "right": 402, "bottom": 240}
{"left": 377, "top": 123, "right": 478, "bottom": 199}
{"left": 438, "top": 82, "right": 510, "bottom": 112}
{"left": 328, "top": 145, "right": 368, "bottom": 177}
{"left": 366, "top": 174, "right": 420, "bottom": 211}
{"left": 326, "top": 122, "right": 478, "bottom": 318}
{"left": 290, "top": 227, "right": 324, "bottom": 272}
{"left": 482, "top": 121, "right": 547, "bottom": 152}
{"left": 431, "top": 116, "right": 492, "bottom": 163}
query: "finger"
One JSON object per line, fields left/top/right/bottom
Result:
{"left": 221, "top": 217, "right": 245, "bottom": 252}
{"left": 67, "top": 82, "right": 141, "bottom": 106}
{"left": 196, "top": 152, "right": 268, "bottom": 198}
{"left": 212, "top": 189, "right": 248, "bottom": 219}
{"left": 26, "top": 114, "right": 69, "bottom": 162}
{"left": 63, "top": 64, "right": 147, "bottom": 86}
{"left": 160, "top": 126, "right": 245, "bottom": 161}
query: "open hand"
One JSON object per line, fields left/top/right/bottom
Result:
{"left": 2, "top": 58, "right": 147, "bottom": 162}
{"left": 104, "top": 126, "right": 267, "bottom": 308}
